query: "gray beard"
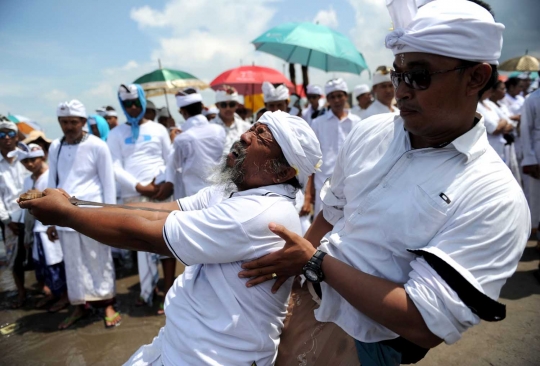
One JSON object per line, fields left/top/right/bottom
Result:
{"left": 208, "top": 141, "right": 246, "bottom": 195}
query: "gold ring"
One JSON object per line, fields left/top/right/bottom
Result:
{"left": 271, "top": 273, "right": 277, "bottom": 279}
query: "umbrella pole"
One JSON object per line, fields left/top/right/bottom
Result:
{"left": 164, "top": 88, "right": 171, "bottom": 112}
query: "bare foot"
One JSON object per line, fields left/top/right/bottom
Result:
{"left": 35, "top": 294, "right": 55, "bottom": 309}
{"left": 48, "top": 296, "right": 69, "bottom": 313}
{"left": 11, "top": 291, "right": 26, "bottom": 309}
{"left": 104, "top": 305, "right": 121, "bottom": 328}
{"left": 58, "top": 305, "right": 87, "bottom": 330}
{"left": 157, "top": 302, "right": 165, "bottom": 316}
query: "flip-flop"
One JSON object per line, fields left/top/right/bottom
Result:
{"left": 157, "top": 302, "right": 165, "bottom": 316}
{"left": 48, "top": 299, "right": 69, "bottom": 313}
{"left": 104, "top": 312, "right": 122, "bottom": 329}
{"left": 58, "top": 311, "right": 86, "bottom": 330}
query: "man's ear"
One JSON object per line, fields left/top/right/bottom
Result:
{"left": 466, "top": 63, "right": 492, "bottom": 97}
{"left": 273, "top": 166, "right": 297, "bottom": 183}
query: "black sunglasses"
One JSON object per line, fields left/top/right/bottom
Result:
{"left": 0, "top": 130, "right": 17, "bottom": 139}
{"left": 122, "top": 99, "right": 142, "bottom": 108}
{"left": 390, "top": 65, "right": 472, "bottom": 90}
{"left": 219, "top": 101, "right": 237, "bottom": 109}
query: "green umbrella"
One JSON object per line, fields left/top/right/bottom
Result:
{"left": 252, "top": 22, "right": 368, "bottom": 75}
{"left": 133, "top": 67, "right": 208, "bottom": 98}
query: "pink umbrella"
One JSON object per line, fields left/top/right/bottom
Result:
{"left": 210, "top": 65, "right": 295, "bottom": 95}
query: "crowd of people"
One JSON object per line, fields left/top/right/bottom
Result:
{"left": 1, "top": 0, "right": 539, "bottom": 365}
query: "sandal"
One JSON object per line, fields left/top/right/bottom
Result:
{"left": 58, "top": 310, "right": 87, "bottom": 330}
{"left": 157, "top": 302, "right": 165, "bottom": 316}
{"left": 104, "top": 312, "right": 122, "bottom": 328}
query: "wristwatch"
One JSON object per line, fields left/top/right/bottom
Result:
{"left": 302, "top": 250, "right": 327, "bottom": 283}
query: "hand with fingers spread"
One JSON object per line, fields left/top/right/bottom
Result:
{"left": 239, "top": 222, "right": 317, "bottom": 293}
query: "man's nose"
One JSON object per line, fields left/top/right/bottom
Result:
{"left": 394, "top": 81, "right": 412, "bottom": 101}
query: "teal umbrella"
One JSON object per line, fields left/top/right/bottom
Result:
{"left": 252, "top": 22, "right": 368, "bottom": 75}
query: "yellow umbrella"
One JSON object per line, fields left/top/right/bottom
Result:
{"left": 499, "top": 51, "right": 540, "bottom": 72}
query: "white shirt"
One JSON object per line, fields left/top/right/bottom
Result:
{"left": 301, "top": 105, "right": 326, "bottom": 126}
{"left": 158, "top": 184, "right": 300, "bottom": 365}
{"left": 310, "top": 109, "right": 361, "bottom": 191}
{"left": 181, "top": 114, "right": 208, "bottom": 132}
{"left": 23, "top": 170, "right": 50, "bottom": 233}
{"left": 48, "top": 134, "right": 116, "bottom": 231}
{"left": 167, "top": 119, "right": 226, "bottom": 199}
{"left": 212, "top": 113, "right": 251, "bottom": 154}
{"left": 476, "top": 100, "right": 507, "bottom": 159}
{"left": 0, "top": 153, "right": 28, "bottom": 223}
{"left": 500, "top": 93, "right": 525, "bottom": 116}
{"left": 361, "top": 99, "right": 400, "bottom": 119}
{"left": 520, "top": 89, "right": 540, "bottom": 166}
{"left": 318, "top": 114, "right": 530, "bottom": 344}
{"left": 107, "top": 121, "right": 171, "bottom": 199}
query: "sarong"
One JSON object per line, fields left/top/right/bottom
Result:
{"left": 34, "top": 232, "right": 66, "bottom": 297}
{"left": 58, "top": 231, "right": 115, "bottom": 305}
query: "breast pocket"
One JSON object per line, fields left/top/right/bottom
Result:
{"left": 381, "top": 185, "right": 448, "bottom": 249}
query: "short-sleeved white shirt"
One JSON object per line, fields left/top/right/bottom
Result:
{"left": 361, "top": 99, "right": 400, "bottom": 119}
{"left": 318, "top": 114, "right": 530, "bottom": 344}
{"left": 157, "top": 184, "right": 301, "bottom": 365}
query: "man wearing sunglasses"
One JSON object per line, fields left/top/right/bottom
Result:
{"left": 212, "top": 85, "right": 250, "bottom": 154}
{"left": 301, "top": 84, "right": 326, "bottom": 127}
{"left": 0, "top": 117, "right": 29, "bottom": 309}
{"left": 239, "top": 1, "right": 530, "bottom": 365}
{"left": 362, "top": 66, "right": 400, "bottom": 119}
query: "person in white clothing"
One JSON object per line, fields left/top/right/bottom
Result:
{"left": 17, "top": 143, "right": 68, "bottom": 311}
{"left": 519, "top": 88, "right": 540, "bottom": 243}
{"left": 351, "top": 84, "right": 373, "bottom": 118}
{"left": 168, "top": 88, "right": 226, "bottom": 198}
{"left": 240, "top": 1, "right": 530, "bottom": 365}
{"left": 501, "top": 77, "right": 525, "bottom": 116}
{"left": 476, "top": 88, "right": 513, "bottom": 158}
{"left": 211, "top": 85, "right": 251, "bottom": 154}
{"left": 307, "top": 78, "right": 361, "bottom": 215}
{"left": 108, "top": 84, "right": 176, "bottom": 312}
{"left": 263, "top": 81, "right": 313, "bottom": 234}
{"left": 301, "top": 84, "right": 326, "bottom": 126}
{"left": 362, "top": 66, "right": 400, "bottom": 119}
{"left": 21, "top": 111, "right": 323, "bottom": 366}
{"left": 48, "top": 99, "right": 120, "bottom": 329}
{"left": 0, "top": 118, "right": 30, "bottom": 309}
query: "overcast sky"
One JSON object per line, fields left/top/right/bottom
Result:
{"left": 1, "top": 0, "right": 539, "bottom": 139}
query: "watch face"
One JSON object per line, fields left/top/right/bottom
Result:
{"left": 305, "top": 269, "right": 319, "bottom": 282}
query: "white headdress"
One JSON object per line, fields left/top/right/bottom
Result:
{"left": 56, "top": 100, "right": 87, "bottom": 118}
{"left": 118, "top": 84, "right": 139, "bottom": 101}
{"left": 176, "top": 89, "right": 203, "bottom": 108}
{"left": 262, "top": 82, "right": 290, "bottom": 102}
{"left": 8, "top": 143, "right": 44, "bottom": 160}
{"left": 353, "top": 84, "right": 371, "bottom": 98}
{"left": 215, "top": 86, "right": 240, "bottom": 103}
{"left": 306, "top": 84, "right": 323, "bottom": 95}
{"left": 324, "top": 78, "right": 348, "bottom": 96}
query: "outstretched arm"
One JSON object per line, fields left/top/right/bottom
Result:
{"left": 20, "top": 189, "right": 171, "bottom": 256}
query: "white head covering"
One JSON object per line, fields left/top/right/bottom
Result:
{"left": 258, "top": 111, "right": 322, "bottom": 187}
{"left": 203, "top": 107, "right": 219, "bottom": 116}
{"left": 215, "top": 86, "right": 240, "bottom": 103}
{"left": 385, "top": 0, "right": 504, "bottom": 65}
{"left": 104, "top": 109, "right": 117, "bottom": 117}
{"left": 262, "top": 82, "right": 290, "bottom": 102}
{"left": 306, "top": 84, "right": 323, "bottom": 95}
{"left": 176, "top": 89, "right": 203, "bottom": 108}
{"left": 353, "top": 84, "right": 371, "bottom": 98}
{"left": 0, "top": 115, "right": 18, "bottom": 132}
{"left": 96, "top": 107, "right": 107, "bottom": 117}
{"left": 372, "top": 71, "right": 392, "bottom": 86}
{"left": 324, "top": 78, "right": 348, "bottom": 96}
{"left": 56, "top": 99, "right": 87, "bottom": 118}
{"left": 8, "top": 143, "right": 44, "bottom": 160}
{"left": 118, "top": 84, "right": 139, "bottom": 101}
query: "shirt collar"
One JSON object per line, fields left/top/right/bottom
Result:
{"left": 449, "top": 113, "right": 489, "bottom": 164}
{"left": 214, "top": 114, "right": 242, "bottom": 129}
{"left": 186, "top": 114, "right": 208, "bottom": 127}
{"left": 230, "top": 183, "right": 297, "bottom": 200}
{"left": 326, "top": 109, "right": 352, "bottom": 121}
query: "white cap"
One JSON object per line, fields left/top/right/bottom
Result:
{"left": 203, "top": 107, "right": 219, "bottom": 116}
{"left": 306, "top": 84, "right": 323, "bottom": 95}
{"left": 215, "top": 86, "right": 240, "bottom": 103}
{"left": 176, "top": 89, "right": 203, "bottom": 108}
{"left": 262, "top": 82, "right": 290, "bottom": 102}
{"left": 56, "top": 99, "right": 87, "bottom": 118}
{"left": 324, "top": 78, "right": 348, "bottom": 96}
{"left": 372, "top": 71, "right": 392, "bottom": 86}
{"left": 385, "top": 0, "right": 504, "bottom": 65}
{"left": 0, "top": 115, "right": 17, "bottom": 132}
{"left": 258, "top": 111, "right": 322, "bottom": 187}
{"left": 118, "top": 84, "right": 139, "bottom": 101}
{"left": 353, "top": 84, "right": 371, "bottom": 98}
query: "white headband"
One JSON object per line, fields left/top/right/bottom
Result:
{"left": 262, "top": 82, "right": 290, "bottom": 103}
{"left": 372, "top": 72, "right": 392, "bottom": 86}
{"left": 118, "top": 84, "right": 139, "bottom": 101}
{"left": 57, "top": 99, "right": 87, "bottom": 118}
{"left": 0, "top": 121, "right": 18, "bottom": 132}
{"left": 105, "top": 110, "right": 117, "bottom": 117}
{"left": 385, "top": 0, "right": 504, "bottom": 65}
{"left": 176, "top": 93, "right": 203, "bottom": 108}
{"left": 325, "top": 78, "right": 348, "bottom": 96}
{"left": 353, "top": 84, "right": 371, "bottom": 98}
{"left": 306, "top": 84, "right": 323, "bottom": 95}
{"left": 8, "top": 143, "right": 44, "bottom": 160}
{"left": 258, "top": 111, "right": 322, "bottom": 187}
{"left": 216, "top": 87, "right": 240, "bottom": 103}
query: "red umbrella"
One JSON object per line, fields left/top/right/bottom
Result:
{"left": 210, "top": 65, "right": 295, "bottom": 95}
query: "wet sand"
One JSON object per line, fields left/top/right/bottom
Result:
{"left": 1, "top": 243, "right": 539, "bottom": 365}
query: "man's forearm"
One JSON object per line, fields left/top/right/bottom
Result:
{"left": 64, "top": 207, "right": 171, "bottom": 256}
{"left": 304, "top": 211, "right": 333, "bottom": 248}
{"left": 322, "top": 255, "right": 442, "bottom": 349}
